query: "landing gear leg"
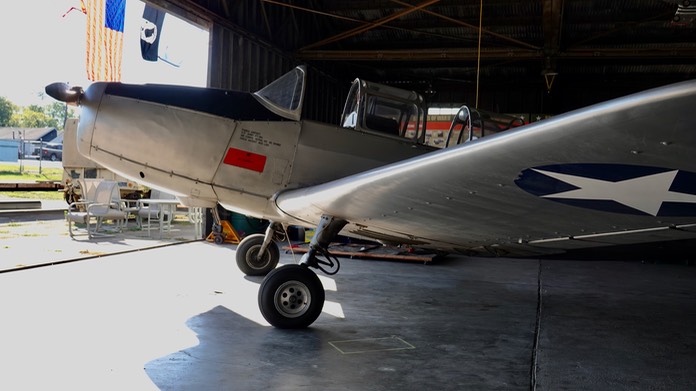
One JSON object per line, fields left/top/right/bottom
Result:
{"left": 235, "top": 221, "right": 283, "bottom": 276}
{"left": 258, "top": 215, "right": 347, "bottom": 328}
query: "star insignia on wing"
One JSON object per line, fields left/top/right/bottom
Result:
{"left": 533, "top": 169, "right": 696, "bottom": 216}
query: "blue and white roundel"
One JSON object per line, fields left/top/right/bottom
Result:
{"left": 514, "top": 164, "right": 696, "bottom": 217}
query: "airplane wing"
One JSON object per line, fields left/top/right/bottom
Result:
{"left": 275, "top": 80, "right": 696, "bottom": 257}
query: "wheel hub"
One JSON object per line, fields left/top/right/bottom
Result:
{"left": 274, "top": 280, "right": 311, "bottom": 318}
{"left": 247, "top": 246, "right": 271, "bottom": 269}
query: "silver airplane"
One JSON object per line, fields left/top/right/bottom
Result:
{"left": 47, "top": 66, "right": 696, "bottom": 328}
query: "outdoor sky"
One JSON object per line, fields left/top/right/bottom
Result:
{"left": 0, "top": 0, "right": 209, "bottom": 107}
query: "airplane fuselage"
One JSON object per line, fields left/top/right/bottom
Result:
{"left": 59, "top": 71, "right": 696, "bottom": 260}
{"left": 76, "top": 82, "right": 434, "bottom": 225}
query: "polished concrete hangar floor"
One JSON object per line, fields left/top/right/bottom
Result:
{"left": 1, "top": 240, "right": 696, "bottom": 390}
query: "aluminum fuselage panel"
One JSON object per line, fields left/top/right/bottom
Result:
{"left": 77, "top": 83, "right": 435, "bottom": 220}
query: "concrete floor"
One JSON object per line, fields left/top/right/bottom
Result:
{"left": 1, "top": 229, "right": 695, "bottom": 390}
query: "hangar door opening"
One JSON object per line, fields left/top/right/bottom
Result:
{"left": 121, "top": 1, "right": 209, "bottom": 87}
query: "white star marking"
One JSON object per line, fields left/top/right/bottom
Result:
{"left": 534, "top": 169, "right": 696, "bottom": 216}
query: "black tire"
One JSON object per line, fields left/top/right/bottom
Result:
{"left": 235, "top": 233, "right": 279, "bottom": 276}
{"left": 50, "top": 154, "right": 58, "bottom": 162}
{"left": 214, "top": 234, "right": 224, "bottom": 245}
{"left": 258, "top": 265, "right": 324, "bottom": 329}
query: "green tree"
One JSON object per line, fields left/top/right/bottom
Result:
{"left": 45, "top": 101, "right": 75, "bottom": 130}
{"left": 9, "top": 107, "right": 58, "bottom": 128}
{"left": 0, "top": 96, "right": 15, "bottom": 126}
{"left": 27, "top": 104, "right": 45, "bottom": 113}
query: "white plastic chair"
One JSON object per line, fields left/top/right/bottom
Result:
{"left": 66, "top": 181, "right": 128, "bottom": 238}
{"left": 137, "top": 189, "right": 178, "bottom": 236}
{"left": 80, "top": 179, "right": 102, "bottom": 204}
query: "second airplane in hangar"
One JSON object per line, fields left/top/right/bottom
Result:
{"left": 47, "top": 66, "right": 696, "bottom": 328}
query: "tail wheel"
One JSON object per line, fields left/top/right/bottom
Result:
{"left": 235, "top": 233, "right": 279, "bottom": 276}
{"left": 258, "top": 265, "right": 324, "bottom": 329}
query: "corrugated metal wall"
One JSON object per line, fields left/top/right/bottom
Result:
{"left": 207, "top": 24, "right": 346, "bottom": 125}
{"left": 303, "top": 69, "right": 348, "bottom": 125}
{"left": 208, "top": 24, "right": 290, "bottom": 92}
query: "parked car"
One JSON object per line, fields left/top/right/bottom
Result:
{"left": 18, "top": 141, "right": 39, "bottom": 159}
{"left": 41, "top": 143, "right": 63, "bottom": 161}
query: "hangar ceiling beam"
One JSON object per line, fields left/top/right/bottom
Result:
{"left": 300, "top": 0, "right": 441, "bottom": 51}
{"left": 262, "top": 0, "right": 364, "bottom": 24}
{"left": 390, "top": 0, "right": 540, "bottom": 51}
{"left": 298, "top": 47, "right": 696, "bottom": 61}
{"left": 262, "top": 0, "right": 476, "bottom": 45}
{"left": 568, "top": 11, "right": 674, "bottom": 48}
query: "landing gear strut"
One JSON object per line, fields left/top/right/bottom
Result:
{"left": 258, "top": 215, "right": 347, "bottom": 328}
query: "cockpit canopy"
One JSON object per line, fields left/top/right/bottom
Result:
{"left": 341, "top": 79, "right": 427, "bottom": 143}
{"left": 253, "top": 66, "right": 306, "bottom": 121}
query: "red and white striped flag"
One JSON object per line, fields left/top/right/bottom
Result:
{"left": 85, "top": 0, "right": 126, "bottom": 81}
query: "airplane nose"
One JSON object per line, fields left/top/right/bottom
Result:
{"left": 74, "top": 83, "right": 108, "bottom": 159}
{"left": 45, "top": 82, "right": 83, "bottom": 103}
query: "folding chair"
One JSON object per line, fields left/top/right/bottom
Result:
{"left": 66, "top": 181, "right": 128, "bottom": 238}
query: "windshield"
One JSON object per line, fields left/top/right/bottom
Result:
{"left": 253, "top": 66, "right": 306, "bottom": 121}
{"left": 341, "top": 78, "right": 426, "bottom": 143}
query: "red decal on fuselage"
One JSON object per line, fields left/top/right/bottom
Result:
{"left": 223, "top": 148, "right": 267, "bottom": 172}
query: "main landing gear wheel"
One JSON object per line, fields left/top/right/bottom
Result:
{"left": 258, "top": 265, "right": 325, "bottom": 329}
{"left": 235, "top": 233, "right": 280, "bottom": 276}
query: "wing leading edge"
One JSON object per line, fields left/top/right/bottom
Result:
{"left": 275, "top": 80, "right": 696, "bottom": 257}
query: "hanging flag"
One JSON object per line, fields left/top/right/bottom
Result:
{"left": 85, "top": 0, "right": 126, "bottom": 81}
{"left": 140, "top": 4, "right": 165, "bottom": 62}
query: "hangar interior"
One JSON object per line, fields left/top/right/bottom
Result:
{"left": 5, "top": 1, "right": 696, "bottom": 390}
{"left": 147, "top": 0, "right": 696, "bottom": 121}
